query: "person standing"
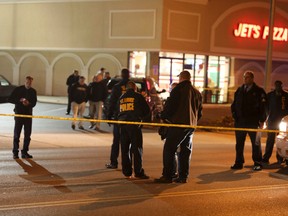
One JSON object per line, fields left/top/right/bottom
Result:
{"left": 87, "top": 73, "right": 108, "bottom": 130}
{"left": 105, "top": 68, "right": 130, "bottom": 169}
{"left": 102, "top": 71, "right": 111, "bottom": 86}
{"left": 70, "top": 76, "right": 88, "bottom": 130}
{"left": 8, "top": 76, "right": 37, "bottom": 159}
{"left": 231, "top": 71, "right": 267, "bottom": 171}
{"left": 263, "top": 80, "right": 288, "bottom": 165}
{"left": 66, "top": 70, "right": 79, "bottom": 115}
{"left": 155, "top": 71, "right": 202, "bottom": 183}
{"left": 118, "top": 81, "right": 150, "bottom": 179}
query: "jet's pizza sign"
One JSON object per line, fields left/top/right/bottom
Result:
{"left": 234, "top": 23, "right": 288, "bottom": 42}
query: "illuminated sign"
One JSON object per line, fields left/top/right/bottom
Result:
{"left": 234, "top": 23, "right": 288, "bottom": 41}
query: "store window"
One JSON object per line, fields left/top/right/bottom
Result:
{"left": 128, "top": 51, "right": 147, "bottom": 77}
{"left": 158, "top": 52, "right": 230, "bottom": 103}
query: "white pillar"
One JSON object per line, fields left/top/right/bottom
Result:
{"left": 45, "top": 66, "right": 53, "bottom": 96}
{"left": 13, "top": 65, "right": 19, "bottom": 85}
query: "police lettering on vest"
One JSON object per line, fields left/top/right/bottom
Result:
{"left": 120, "top": 97, "right": 135, "bottom": 112}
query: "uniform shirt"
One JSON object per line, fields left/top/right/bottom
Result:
{"left": 161, "top": 80, "right": 202, "bottom": 126}
{"left": 108, "top": 78, "right": 129, "bottom": 119}
{"left": 118, "top": 89, "right": 150, "bottom": 122}
{"left": 70, "top": 82, "right": 88, "bottom": 104}
{"left": 66, "top": 74, "right": 79, "bottom": 94}
{"left": 231, "top": 82, "right": 267, "bottom": 125}
{"left": 8, "top": 85, "right": 37, "bottom": 115}
{"left": 267, "top": 89, "right": 288, "bottom": 126}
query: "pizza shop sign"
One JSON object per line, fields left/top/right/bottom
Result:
{"left": 234, "top": 23, "right": 288, "bottom": 41}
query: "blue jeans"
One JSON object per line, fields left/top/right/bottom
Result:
{"left": 162, "top": 127, "right": 193, "bottom": 179}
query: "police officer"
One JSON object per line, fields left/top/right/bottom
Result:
{"left": 231, "top": 71, "right": 267, "bottom": 171}
{"left": 105, "top": 68, "right": 130, "bottom": 169}
{"left": 66, "top": 70, "right": 79, "bottom": 115}
{"left": 155, "top": 71, "right": 202, "bottom": 183}
{"left": 8, "top": 76, "right": 37, "bottom": 159}
{"left": 118, "top": 81, "right": 150, "bottom": 179}
{"left": 263, "top": 80, "right": 288, "bottom": 165}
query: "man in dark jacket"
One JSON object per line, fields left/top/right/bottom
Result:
{"left": 105, "top": 68, "right": 130, "bottom": 169}
{"left": 66, "top": 70, "right": 79, "bottom": 115}
{"left": 8, "top": 76, "right": 37, "bottom": 159}
{"left": 87, "top": 73, "right": 108, "bottom": 130}
{"left": 155, "top": 70, "right": 202, "bottom": 183}
{"left": 118, "top": 81, "right": 150, "bottom": 179}
{"left": 70, "top": 76, "right": 88, "bottom": 130}
{"left": 231, "top": 71, "right": 267, "bottom": 171}
{"left": 263, "top": 80, "right": 288, "bottom": 165}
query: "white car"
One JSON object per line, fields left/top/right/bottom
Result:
{"left": 276, "top": 116, "right": 288, "bottom": 159}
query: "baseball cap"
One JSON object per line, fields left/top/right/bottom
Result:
{"left": 177, "top": 70, "right": 191, "bottom": 79}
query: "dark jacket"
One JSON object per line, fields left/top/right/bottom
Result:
{"left": 266, "top": 89, "right": 288, "bottom": 127}
{"left": 88, "top": 81, "right": 108, "bottom": 102}
{"left": 231, "top": 83, "right": 267, "bottom": 125}
{"left": 161, "top": 80, "right": 202, "bottom": 126}
{"left": 118, "top": 89, "right": 150, "bottom": 122}
{"left": 70, "top": 82, "right": 88, "bottom": 104}
{"left": 108, "top": 78, "right": 129, "bottom": 119}
{"left": 8, "top": 85, "right": 37, "bottom": 115}
{"left": 66, "top": 74, "right": 79, "bottom": 93}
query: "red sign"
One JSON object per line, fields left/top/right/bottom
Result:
{"left": 234, "top": 23, "right": 288, "bottom": 42}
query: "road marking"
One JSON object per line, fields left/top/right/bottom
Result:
{"left": 1, "top": 183, "right": 288, "bottom": 211}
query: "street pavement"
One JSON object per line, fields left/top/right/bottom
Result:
{"left": 1, "top": 100, "right": 288, "bottom": 215}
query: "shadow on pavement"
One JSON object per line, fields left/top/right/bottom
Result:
{"left": 79, "top": 177, "right": 180, "bottom": 212}
{"left": 15, "top": 158, "right": 72, "bottom": 193}
{"left": 196, "top": 169, "right": 253, "bottom": 184}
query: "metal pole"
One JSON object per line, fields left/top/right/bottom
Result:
{"left": 264, "top": 0, "right": 276, "bottom": 92}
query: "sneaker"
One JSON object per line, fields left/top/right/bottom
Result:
{"left": 66, "top": 112, "right": 70, "bottom": 115}
{"left": 253, "top": 165, "right": 262, "bottom": 171}
{"left": 89, "top": 124, "right": 95, "bottom": 129}
{"left": 135, "top": 174, "right": 150, "bottom": 179}
{"left": 71, "top": 125, "right": 75, "bottom": 130}
{"left": 13, "top": 154, "right": 19, "bottom": 159}
{"left": 173, "top": 177, "right": 188, "bottom": 183}
{"left": 154, "top": 176, "right": 172, "bottom": 183}
{"left": 230, "top": 164, "right": 243, "bottom": 170}
{"left": 79, "top": 126, "right": 84, "bottom": 130}
{"left": 105, "top": 163, "right": 118, "bottom": 169}
{"left": 21, "top": 153, "right": 33, "bottom": 159}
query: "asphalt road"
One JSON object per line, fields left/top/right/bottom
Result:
{"left": 1, "top": 102, "right": 288, "bottom": 216}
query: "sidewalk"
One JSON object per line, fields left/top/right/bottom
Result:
{"left": 37, "top": 95, "right": 232, "bottom": 124}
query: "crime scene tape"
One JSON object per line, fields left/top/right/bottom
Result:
{"left": 0, "top": 113, "right": 280, "bottom": 133}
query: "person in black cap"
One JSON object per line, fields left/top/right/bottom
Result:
{"left": 8, "top": 76, "right": 37, "bottom": 159}
{"left": 66, "top": 70, "right": 79, "bottom": 115}
{"left": 155, "top": 70, "right": 202, "bottom": 183}
{"left": 263, "top": 80, "right": 288, "bottom": 165}
{"left": 231, "top": 71, "right": 267, "bottom": 171}
{"left": 118, "top": 81, "right": 150, "bottom": 179}
{"left": 105, "top": 68, "right": 130, "bottom": 169}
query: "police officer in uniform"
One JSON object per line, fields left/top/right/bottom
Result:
{"left": 263, "top": 80, "right": 288, "bottom": 165}
{"left": 106, "top": 68, "right": 130, "bottom": 169}
{"left": 118, "top": 81, "right": 150, "bottom": 179}
{"left": 231, "top": 71, "right": 267, "bottom": 171}
{"left": 8, "top": 76, "right": 37, "bottom": 159}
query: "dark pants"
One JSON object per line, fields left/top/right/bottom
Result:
{"left": 13, "top": 117, "right": 32, "bottom": 154}
{"left": 110, "top": 124, "right": 120, "bottom": 166}
{"left": 234, "top": 122, "right": 262, "bottom": 165}
{"left": 120, "top": 125, "right": 144, "bottom": 177}
{"left": 66, "top": 94, "right": 72, "bottom": 114}
{"left": 162, "top": 127, "right": 193, "bottom": 179}
{"left": 263, "top": 124, "right": 283, "bottom": 162}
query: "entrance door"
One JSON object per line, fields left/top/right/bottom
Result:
{"left": 159, "top": 57, "right": 183, "bottom": 90}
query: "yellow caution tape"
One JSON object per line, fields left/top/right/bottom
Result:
{"left": 0, "top": 113, "right": 280, "bottom": 133}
